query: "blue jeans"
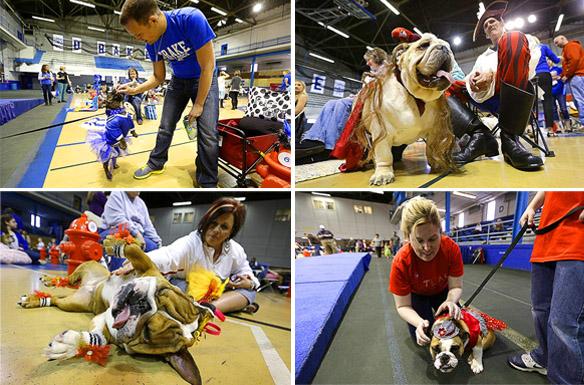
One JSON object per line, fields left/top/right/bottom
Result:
{"left": 529, "top": 261, "right": 584, "bottom": 384}
{"left": 302, "top": 97, "right": 353, "bottom": 150}
{"left": 99, "top": 229, "right": 159, "bottom": 252}
{"left": 41, "top": 84, "right": 52, "bottom": 104}
{"left": 568, "top": 76, "right": 584, "bottom": 124}
{"left": 148, "top": 75, "right": 219, "bottom": 187}
{"left": 407, "top": 289, "right": 448, "bottom": 341}
{"left": 57, "top": 82, "right": 67, "bottom": 102}
{"left": 127, "top": 94, "right": 143, "bottom": 121}
{"left": 552, "top": 92, "right": 569, "bottom": 121}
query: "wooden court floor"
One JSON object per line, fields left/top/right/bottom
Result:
{"left": 296, "top": 134, "right": 584, "bottom": 188}
{"left": 0, "top": 264, "right": 291, "bottom": 385}
{"left": 41, "top": 94, "right": 247, "bottom": 188}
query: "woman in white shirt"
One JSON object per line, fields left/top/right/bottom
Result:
{"left": 117, "top": 198, "right": 259, "bottom": 314}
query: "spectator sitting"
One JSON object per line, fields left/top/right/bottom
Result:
{"left": 86, "top": 191, "right": 108, "bottom": 217}
{"left": 97, "top": 83, "right": 109, "bottom": 109}
{"left": 1, "top": 214, "right": 40, "bottom": 264}
{"left": 473, "top": 222, "right": 483, "bottom": 234}
{"left": 99, "top": 191, "right": 161, "bottom": 252}
{"left": 295, "top": 80, "right": 308, "bottom": 139}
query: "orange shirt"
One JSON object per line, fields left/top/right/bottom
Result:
{"left": 531, "top": 192, "right": 584, "bottom": 263}
{"left": 562, "top": 41, "right": 584, "bottom": 79}
{"left": 389, "top": 235, "right": 464, "bottom": 296}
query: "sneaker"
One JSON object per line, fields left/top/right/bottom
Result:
{"left": 133, "top": 165, "right": 164, "bottom": 180}
{"left": 508, "top": 353, "right": 547, "bottom": 375}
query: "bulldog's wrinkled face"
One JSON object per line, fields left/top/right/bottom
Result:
{"left": 396, "top": 33, "right": 455, "bottom": 101}
{"left": 429, "top": 319, "right": 468, "bottom": 373}
{"left": 111, "top": 276, "right": 157, "bottom": 342}
{"left": 106, "top": 89, "right": 125, "bottom": 110}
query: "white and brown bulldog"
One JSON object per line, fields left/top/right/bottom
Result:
{"left": 357, "top": 33, "right": 458, "bottom": 185}
{"left": 429, "top": 308, "right": 506, "bottom": 374}
{"left": 18, "top": 243, "right": 217, "bottom": 385}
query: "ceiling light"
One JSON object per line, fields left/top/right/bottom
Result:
{"left": 235, "top": 18, "right": 244, "bottom": 23}
{"left": 114, "top": 10, "right": 121, "bottom": 15}
{"left": 369, "top": 190, "right": 385, "bottom": 195}
{"left": 32, "top": 15, "right": 55, "bottom": 23}
{"left": 211, "top": 7, "right": 227, "bottom": 16}
{"left": 70, "top": 0, "right": 96, "bottom": 8}
{"left": 173, "top": 201, "right": 192, "bottom": 206}
{"left": 311, "top": 192, "right": 331, "bottom": 197}
{"left": 438, "top": 208, "right": 446, "bottom": 212}
{"left": 554, "top": 14, "right": 564, "bottom": 32}
{"left": 234, "top": 197, "right": 246, "bottom": 201}
{"left": 309, "top": 52, "right": 334, "bottom": 63}
{"left": 413, "top": 27, "right": 423, "bottom": 35}
{"left": 366, "top": 45, "right": 374, "bottom": 50}
{"left": 342, "top": 76, "right": 362, "bottom": 83}
{"left": 253, "top": 3, "right": 263, "bottom": 13}
{"left": 453, "top": 191, "right": 477, "bottom": 199}
{"left": 326, "top": 25, "right": 349, "bottom": 38}
{"left": 527, "top": 14, "right": 536, "bottom": 23}
{"left": 504, "top": 20, "right": 516, "bottom": 30}
{"left": 88, "top": 26, "right": 105, "bottom": 32}
{"left": 379, "top": 0, "right": 400, "bottom": 15}
{"left": 190, "top": 0, "right": 199, "bottom": 3}
{"left": 453, "top": 36, "right": 462, "bottom": 46}
{"left": 514, "top": 17, "right": 525, "bottom": 29}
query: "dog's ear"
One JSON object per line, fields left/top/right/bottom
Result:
{"left": 168, "top": 347, "right": 202, "bottom": 385}
{"left": 392, "top": 43, "right": 409, "bottom": 66}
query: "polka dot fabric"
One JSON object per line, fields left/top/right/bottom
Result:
{"left": 245, "top": 87, "right": 291, "bottom": 122}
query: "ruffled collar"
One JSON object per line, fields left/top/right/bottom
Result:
{"left": 105, "top": 107, "right": 125, "bottom": 117}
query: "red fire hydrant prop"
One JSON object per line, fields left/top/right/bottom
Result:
{"left": 39, "top": 247, "right": 47, "bottom": 262}
{"left": 60, "top": 214, "right": 103, "bottom": 275}
{"left": 49, "top": 245, "right": 60, "bottom": 264}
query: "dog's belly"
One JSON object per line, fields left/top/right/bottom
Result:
{"left": 384, "top": 104, "right": 435, "bottom": 146}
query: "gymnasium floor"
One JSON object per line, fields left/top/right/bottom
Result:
{"left": 1, "top": 93, "right": 249, "bottom": 188}
{"left": 310, "top": 257, "right": 547, "bottom": 385}
{"left": 296, "top": 134, "right": 584, "bottom": 188}
{"left": 0, "top": 263, "right": 291, "bottom": 385}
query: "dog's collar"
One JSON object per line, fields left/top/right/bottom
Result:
{"left": 106, "top": 107, "right": 126, "bottom": 117}
{"left": 394, "top": 67, "right": 426, "bottom": 116}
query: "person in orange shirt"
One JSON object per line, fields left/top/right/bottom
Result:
{"left": 389, "top": 197, "right": 464, "bottom": 346}
{"left": 508, "top": 192, "right": 584, "bottom": 384}
{"left": 553, "top": 35, "right": 584, "bottom": 125}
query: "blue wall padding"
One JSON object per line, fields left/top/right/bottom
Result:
{"left": 14, "top": 49, "right": 45, "bottom": 64}
{"left": 94, "top": 56, "right": 144, "bottom": 71}
{"left": 463, "top": 244, "right": 534, "bottom": 271}
{"left": 295, "top": 253, "right": 371, "bottom": 384}
{"left": 0, "top": 98, "right": 44, "bottom": 125}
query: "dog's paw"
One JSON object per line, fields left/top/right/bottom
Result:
{"left": 469, "top": 358, "right": 484, "bottom": 374}
{"left": 44, "top": 330, "right": 82, "bottom": 360}
{"left": 17, "top": 294, "right": 41, "bottom": 308}
{"left": 369, "top": 169, "right": 395, "bottom": 185}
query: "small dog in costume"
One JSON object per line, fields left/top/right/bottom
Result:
{"left": 86, "top": 89, "right": 138, "bottom": 180}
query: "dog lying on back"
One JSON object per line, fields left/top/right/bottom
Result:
{"left": 353, "top": 33, "right": 458, "bottom": 185}
{"left": 18, "top": 243, "right": 217, "bottom": 385}
{"left": 86, "top": 89, "right": 138, "bottom": 180}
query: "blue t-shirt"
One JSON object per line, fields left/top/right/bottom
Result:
{"left": 535, "top": 44, "right": 560, "bottom": 74}
{"left": 146, "top": 7, "right": 216, "bottom": 79}
{"left": 550, "top": 66, "right": 564, "bottom": 96}
{"left": 280, "top": 73, "right": 291, "bottom": 91}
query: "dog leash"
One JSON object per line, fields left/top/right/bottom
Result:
{"left": 0, "top": 112, "right": 105, "bottom": 139}
{"left": 464, "top": 205, "right": 584, "bottom": 308}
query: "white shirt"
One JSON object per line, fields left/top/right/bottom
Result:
{"left": 218, "top": 75, "right": 226, "bottom": 91}
{"left": 147, "top": 231, "right": 259, "bottom": 288}
{"left": 466, "top": 33, "right": 541, "bottom": 103}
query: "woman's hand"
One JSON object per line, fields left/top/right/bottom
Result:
{"left": 116, "top": 83, "right": 140, "bottom": 96}
{"left": 435, "top": 300, "right": 461, "bottom": 320}
{"left": 228, "top": 275, "right": 254, "bottom": 290}
{"left": 520, "top": 207, "right": 536, "bottom": 227}
{"left": 415, "top": 319, "right": 431, "bottom": 346}
{"left": 113, "top": 260, "right": 134, "bottom": 276}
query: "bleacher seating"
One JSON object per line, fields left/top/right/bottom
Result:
{"left": 94, "top": 56, "right": 144, "bottom": 71}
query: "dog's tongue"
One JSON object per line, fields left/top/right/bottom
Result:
{"left": 437, "top": 70, "right": 454, "bottom": 84}
{"left": 113, "top": 306, "right": 131, "bottom": 329}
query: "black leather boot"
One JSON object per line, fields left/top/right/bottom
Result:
{"left": 498, "top": 82, "right": 543, "bottom": 170}
{"left": 448, "top": 96, "right": 499, "bottom": 164}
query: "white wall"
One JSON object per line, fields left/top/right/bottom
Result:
{"left": 295, "top": 193, "right": 400, "bottom": 240}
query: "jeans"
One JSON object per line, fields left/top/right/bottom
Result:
{"left": 529, "top": 261, "right": 584, "bottom": 384}
{"left": 302, "top": 97, "right": 353, "bottom": 150}
{"left": 552, "top": 92, "right": 569, "bottom": 121}
{"left": 148, "top": 75, "right": 219, "bottom": 187}
{"left": 41, "top": 84, "right": 52, "bottom": 104}
{"left": 57, "top": 82, "right": 67, "bottom": 102}
{"left": 127, "top": 94, "right": 143, "bottom": 121}
{"left": 407, "top": 288, "right": 448, "bottom": 341}
{"left": 569, "top": 76, "right": 584, "bottom": 124}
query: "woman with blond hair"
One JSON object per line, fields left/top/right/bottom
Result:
{"left": 295, "top": 80, "right": 308, "bottom": 138}
{"left": 389, "top": 197, "right": 464, "bottom": 346}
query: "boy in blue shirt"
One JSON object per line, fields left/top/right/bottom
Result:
{"left": 118, "top": 0, "right": 219, "bottom": 187}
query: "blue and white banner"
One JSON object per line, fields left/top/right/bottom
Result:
{"left": 53, "top": 34, "right": 63, "bottom": 51}
{"left": 72, "top": 37, "right": 82, "bottom": 53}
{"left": 310, "top": 74, "right": 326, "bottom": 94}
{"left": 112, "top": 44, "right": 120, "bottom": 57}
{"left": 333, "top": 79, "right": 346, "bottom": 97}
{"left": 97, "top": 41, "right": 106, "bottom": 56}
{"left": 126, "top": 46, "right": 133, "bottom": 57}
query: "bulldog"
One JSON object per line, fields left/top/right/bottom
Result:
{"left": 356, "top": 33, "right": 458, "bottom": 185}
{"left": 429, "top": 308, "right": 506, "bottom": 374}
{"left": 17, "top": 243, "right": 217, "bottom": 385}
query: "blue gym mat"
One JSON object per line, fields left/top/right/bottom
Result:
{"left": 295, "top": 252, "right": 371, "bottom": 384}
